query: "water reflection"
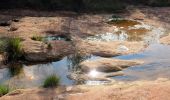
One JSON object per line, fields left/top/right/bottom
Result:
{"left": 0, "top": 54, "right": 92, "bottom": 88}
{"left": 67, "top": 54, "right": 91, "bottom": 72}
{"left": 8, "top": 63, "right": 23, "bottom": 77}
{"left": 114, "top": 44, "right": 170, "bottom": 81}
{"left": 86, "top": 19, "right": 165, "bottom": 43}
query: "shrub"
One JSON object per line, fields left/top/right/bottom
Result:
{"left": 31, "top": 36, "right": 44, "bottom": 41}
{"left": 0, "top": 85, "right": 9, "bottom": 96}
{"left": 5, "top": 38, "right": 23, "bottom": 62}
{"left": 43, "top": 75, "right": 60, "bottom": 88}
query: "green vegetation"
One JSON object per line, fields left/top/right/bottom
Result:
{"left": 0, "top": 38, "right": 8, "bottom": 53}
{"left": 0, "top": 85, "right": 9, "bottom": 97}
{"left": 31, "top": 36, "right": 44, "bottom": 41}
{"left": 0, "top": 37, "right": 23, "bottom": 62}
{"left": 6, "top": 38, "right": 23, "bottom": 62}
{"left": 43, "top": 75, "right": 60, "bottom": 88}
{"left": 47, "top": 43, "right": 52, "bottom": 50}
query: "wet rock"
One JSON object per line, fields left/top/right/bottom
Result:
{"left": 22, "top": 39, "right": 74, "bottom": 62}
{"left": 79, "top": 58, "right": 143, "bottom": 72}
{"left": 75, "top": 39, "right": 146, "bottom": 57}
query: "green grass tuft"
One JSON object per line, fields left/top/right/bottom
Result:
{"left": 43, "top": 75, "right": 60, "bottom": 88}
{"left": 6, "top": 38, "right": 23, "bottom": 62}
{"left": 47, "top": 43, "right": 52, "bottom": 50}
{"left": 31, "top": 36, "right": 44, "bottom": 41}
{"left": 0, "top": 85, "right": 9, "bottom": 97}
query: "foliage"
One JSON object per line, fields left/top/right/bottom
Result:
{"left": 47, "top": 43, "right": 52, "bottom": 50}
{"left": 43, "top": 75, "right": 60, "bottom": 88}
{"left": 5, "top": 38, "right": 23, "bottom": 62}
{"left": 31, "top": 36, "right": 44, "bottom": 41}
{"left": 0, "top": 85, "right": 9, "bottom": 96}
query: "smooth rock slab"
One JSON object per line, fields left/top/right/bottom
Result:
{"left": 75, "top": 39, "right": 146, "bottom": 57}
{"left": 22, "top": 39, "right": 74, "bottom": 62}
{"left": 160, "top": 34, "right": 170, "bottom": 45}
{"left": 80, "top": 58, "right": 143, "bottom": 72}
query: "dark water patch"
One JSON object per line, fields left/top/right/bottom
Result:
{"left": 0, "top": 21, "right": 11, "bottom": 27}
{"left": 44, "top": 35, "right": 71, "bottom": 42}
{"left": 107, "top": 19, "right": 140, "bottom": 28}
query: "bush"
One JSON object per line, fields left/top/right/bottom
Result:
{"left": 31, "top": 36, "right": 44, "bottom": 41}
{"left": 43, "top": 75, "right": 60, "bottom": 88}
{"left": 0, "top": 85, "right": 9, "bottom": 96}
{"left": 5, "top": 38, "right": 23, "bottom": 62}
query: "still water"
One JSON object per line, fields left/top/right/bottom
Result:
{"left": 0, "top": 19, "right": 169, "bottom": 88}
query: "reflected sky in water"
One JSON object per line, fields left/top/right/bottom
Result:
{"left": 114, "top": 44, "right": 170, "bottom": 81}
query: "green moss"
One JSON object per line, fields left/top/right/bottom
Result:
{"left": 43, "top": 75, "right": 60, "bottom": 88}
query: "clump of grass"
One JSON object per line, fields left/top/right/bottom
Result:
{"left": 0, "top": 85, "right": 9, "bottom": 97}
{"left": 6, "top": 38, "right": 23, "bottom": 62}
{"left": 43, "top": 75, "right": 60, "bottom": 88}
{"left": 47, "top": 43, "right": 52, "bottom": 50}
{"left": 31, "top": 36, "right": 44, "bottom": 41}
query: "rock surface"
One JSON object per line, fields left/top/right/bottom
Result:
{"left": 80, "top": 58, "right": 143, "bottom": 72}
{"left": 75, "top": 39, "right": 146, "bottom": 57}
{"left": 160, "top": 34, "right": 170, "bottom": 45}
{"left": 22, "top": 39, "right": 74, "bottom": 62}
{"left": 1, "top": 79, "right": 170, "bottom": 100}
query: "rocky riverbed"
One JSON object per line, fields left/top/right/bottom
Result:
{"left": 0, "top": 6, "right": 170, "bottom": 100}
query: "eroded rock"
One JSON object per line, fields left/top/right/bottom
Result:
{"left": 22, "top": 39, "right": 74, "bottom": 62}
{"left": 160, "top": 34, "right": 170, "bottom": 45}
{"left": 79, "top": 58, "right": 143, "bottom": 72}
{"left": 75, "top": 39, "right": 146, "bottom": 57}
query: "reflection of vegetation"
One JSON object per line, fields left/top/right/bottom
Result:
{"left": 43, "top": 75, "right": 60, "bottom": 88}
{"left": 67, "top": 53, "right": 91, "bottom": 71}
{"left": 9, "top": 63, "right": 23, "bottom": 76}
{"left": 0, "top": 85, "right": 9, "bottom": 97}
